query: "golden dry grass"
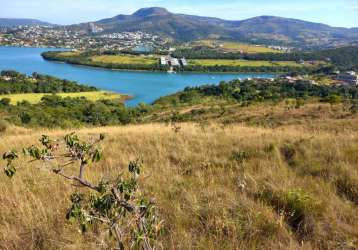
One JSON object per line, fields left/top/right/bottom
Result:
{"left": 194, "top": 40, "right": 283, "bottom": 53}
{"left": 0, "top": 91, "right": 124, "bottom": 105}
{"left": 56, "top": 51, "right": 81, "bottom": 57}
{"left": 90, "top": 55, "right": 158, "bottom": 65}
{"left": 0, "top": 117, "right": 358, "bottom": 249}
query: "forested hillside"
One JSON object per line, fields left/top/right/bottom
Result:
{"left": 0, "top": 71, "right": 97, "bottom": 94}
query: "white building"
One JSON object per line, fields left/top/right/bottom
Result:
{"left": 170, "top": 58, "right": 180, "bottom": 67}
{"left": 160, "top": 56, "right": 187, "bottom": 68}
{"left": 160, "top": 57, "right": 167, "bottom": 65}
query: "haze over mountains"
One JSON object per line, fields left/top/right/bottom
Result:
{"left": 0, "top": 18, "right": 52, "bottom": 27}
{"left": 3, "top": 7, "right": 358, "bottom": 48}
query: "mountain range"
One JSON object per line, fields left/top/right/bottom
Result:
{"left": 2, "top": 7, "right": 358, "bottom": 48}
{"left": 0, "top": 18, "right": 52, "bottom": 27}
{"left": 68, "top": 7, "right": 358, "bottom": 48}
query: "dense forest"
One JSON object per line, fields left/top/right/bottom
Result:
{"left": 0, "top": 71, "right": 97, "bottom": 94}
{"left": 0, "top": 95, "right": 143, "bottom": 127}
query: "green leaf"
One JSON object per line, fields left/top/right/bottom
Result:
{"left": 27, "top": 146, "right": 41, "bottom": 160}
{"left": 40, "top": 135, "right": 51, "bottom": 148}
{"left": 98, "top": 181, "right": 109, "bottom": 194}
{"left": 91, "top": 149, "right": 102, "bottom": 163}
{"left": 64, "top": 132, "right": 79, "bottom": 147}
{"left": 2, "top": 150, "right": 18, "bottom": 161}
{"left": 4, "top": 165, "right": 16, "bottom": 178}
{"left": 128, "top": 159, "right": 142, "bottom": 176}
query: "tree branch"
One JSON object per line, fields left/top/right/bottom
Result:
{"left": 53, "top": 169, "right": 99, "bottom": 191}
{"left": 79, "top": 161, "right": 86, "bottom": 179}
{"left": 111, "top": 187, "right": 136, "bottom": 212}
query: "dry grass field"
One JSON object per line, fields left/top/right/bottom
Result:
{"left": 194, "top": 40, "right": 284, "bottom": 53}
{"left": 1, "top": 103, "right": 358, "bottom": 249}
{"left": 0, "top": 91, "right": 125, "bottom": 105}
{"left": 90, "top": 55, "right": 158, "bottom": 65}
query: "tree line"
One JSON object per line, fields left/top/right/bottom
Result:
{"left": 172, "top": 46, "right": 358, "bottom": 70}
{"left": 2, "top": 77, "right": 358, "bottom": 128}
{"left": 155, "top": 78, "right": 358, "bottom": 106}
{"left": 0, "top": 70, "right": 97, "bottom": 94}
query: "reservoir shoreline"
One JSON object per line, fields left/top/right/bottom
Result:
{"left": 0, "top": 46, "right": 276, "bottom": 106}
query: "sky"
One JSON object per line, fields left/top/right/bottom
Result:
{"left": 0, "top": 0, "right": 358, "bottom": 27}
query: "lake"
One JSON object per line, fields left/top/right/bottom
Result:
{"left": 0, "top": 46, "right": 275, "bottom": 106}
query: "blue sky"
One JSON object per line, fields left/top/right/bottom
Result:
{"left": 0, "top": 0, "right": 358, "bottom": 27}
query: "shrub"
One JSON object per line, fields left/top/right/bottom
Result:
{"left": 0, "top": 98, "right": 11, "bottom": 106}
{"left": 2, "top": 133, "right": 163, "bottom": 249}
{"left": 231, "top": 150, "right": 251, "bottom": 163}
{"left": 322, "top": 94, "right": 342, "bottom": 105}
{"left": 256, "top": 187, "right": 322, "bottom": 239}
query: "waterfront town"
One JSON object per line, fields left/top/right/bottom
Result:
{"left": 0, "top": 25, "right": 167, "bottom": 50}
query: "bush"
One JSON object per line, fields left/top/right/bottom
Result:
{"left": 0, "top": 98, "right": 11, "bottom": 106}
{"left": 256, "top": 187, "right": 323, "bottom": 239}
{"left": 2, "top": 133, "right": 162, "bottom": 248}
{"left": 231, "top": 150, "right": 252, "bottom": 163}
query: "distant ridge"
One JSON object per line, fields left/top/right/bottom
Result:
{"left": 68, "top": 7, "right": 358, "bottom": 48}
{"left": 0, "top": 18, "right": 53, "bottom": 27}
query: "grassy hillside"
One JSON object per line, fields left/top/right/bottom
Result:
{"left": 1, "top": 75, "right": 358, "bottom": 249}
{"left": 1, "top": 116, "right": 358, "bottom": 249}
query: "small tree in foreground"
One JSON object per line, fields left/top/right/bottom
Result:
{"left": 3, "top": 133, "right": 162, "bottom": 249}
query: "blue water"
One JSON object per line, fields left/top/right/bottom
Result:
{"left": 0, "top": 46, "right": 275, "bottom": 106}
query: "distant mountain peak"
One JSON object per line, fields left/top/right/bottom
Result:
{"left": 71, "top": 7, "right": 358, "bottom": 48}
{"left": 132, "top": 7, "right": 171, "bottom": 17}
{"left": 0, "top": 18, "right": 52, "bottom": 27}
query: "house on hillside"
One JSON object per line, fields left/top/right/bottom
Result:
{"left": 336, "top": 71, "right": 358, "bottom": 86}
{"left": 170, "top": 58, "right": 180, "bottom": 67}
{"left": 1, "top": 76, "right": 12, "bottom": 81}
